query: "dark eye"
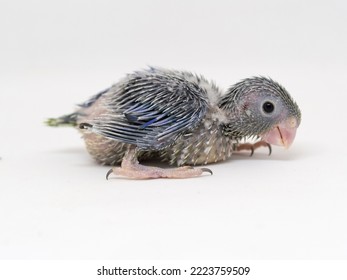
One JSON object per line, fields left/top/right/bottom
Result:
{"left": 262, "top": 101, "right": 275, "bottom": 113}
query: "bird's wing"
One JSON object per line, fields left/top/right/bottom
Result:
{"left": 89, "top": 71, "right": 209, "bottom": 150}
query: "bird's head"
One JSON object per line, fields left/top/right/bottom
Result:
{"left": 219, "top": 77, "right": 301, "bottom": 148}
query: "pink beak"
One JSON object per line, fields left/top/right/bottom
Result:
{"left": 261, "top": 117, "right": 298, "bottom": 148}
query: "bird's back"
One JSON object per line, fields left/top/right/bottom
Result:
{"left": 49, "top": 68, "right": 232, "bottom": 166}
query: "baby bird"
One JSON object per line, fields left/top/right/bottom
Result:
{"left": 47, "top": 67, "right": 301, "bottom": 179}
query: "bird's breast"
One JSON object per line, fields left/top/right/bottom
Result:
{"left": 161, "top": 117, "right": 235, "bottom": 166}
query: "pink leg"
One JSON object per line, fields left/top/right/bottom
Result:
{"left": 106, "top": 147, "right": 212, "bottom": 179}
{"left": 236, "top": 141, "right": 272, "bottom": 156}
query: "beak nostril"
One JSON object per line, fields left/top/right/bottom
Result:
{"left": 287, "top": 117, "right": 297, "bottom": 128}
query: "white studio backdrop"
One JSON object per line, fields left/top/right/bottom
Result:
{"left": 0, "top": 0, "right": 346, "bottom": 259}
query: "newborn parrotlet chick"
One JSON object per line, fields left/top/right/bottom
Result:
{"left": 47, "top": 67, "right": 301, "bottom": 179}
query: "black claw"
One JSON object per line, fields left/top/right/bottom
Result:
{"left": 201, "top": 168, "right": 213, "bottom": 175}
{"left": 79, "top": 122, "right": 93, "bottom": 129}
{"left": 267, "top": 143, "right": 272, "bottom": 156}
{"left": 249, "top": 147, "right": 254, "bottom": 157}
{"left": 106, "top": 169, "right": 113, "bottom": 180}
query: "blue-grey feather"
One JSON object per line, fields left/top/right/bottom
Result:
{"left": 91, "top": 69, "right": 209, "bottom": 150}
{"left": 78, "top": 88, "right": 110, "bottom": 108}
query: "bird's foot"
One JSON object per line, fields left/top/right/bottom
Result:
{"left": 106, "top": 146, "right": 212, "bottom": 179}
{"left": 236, "top": 141, "right": 272, "bottom": 156}
{"left": 106, "top": 164, "right": 212, "bottom": 180}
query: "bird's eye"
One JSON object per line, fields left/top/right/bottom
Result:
{"left": 262, "top": 101, "right": 275, "bottom": 114}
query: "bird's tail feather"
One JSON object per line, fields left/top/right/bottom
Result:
{"left": 45, "top": 112, "right": 78, "bottom": 127}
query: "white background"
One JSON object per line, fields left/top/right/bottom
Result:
{"left": 0, "top": 0, "right": 346, "bottom": 260}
